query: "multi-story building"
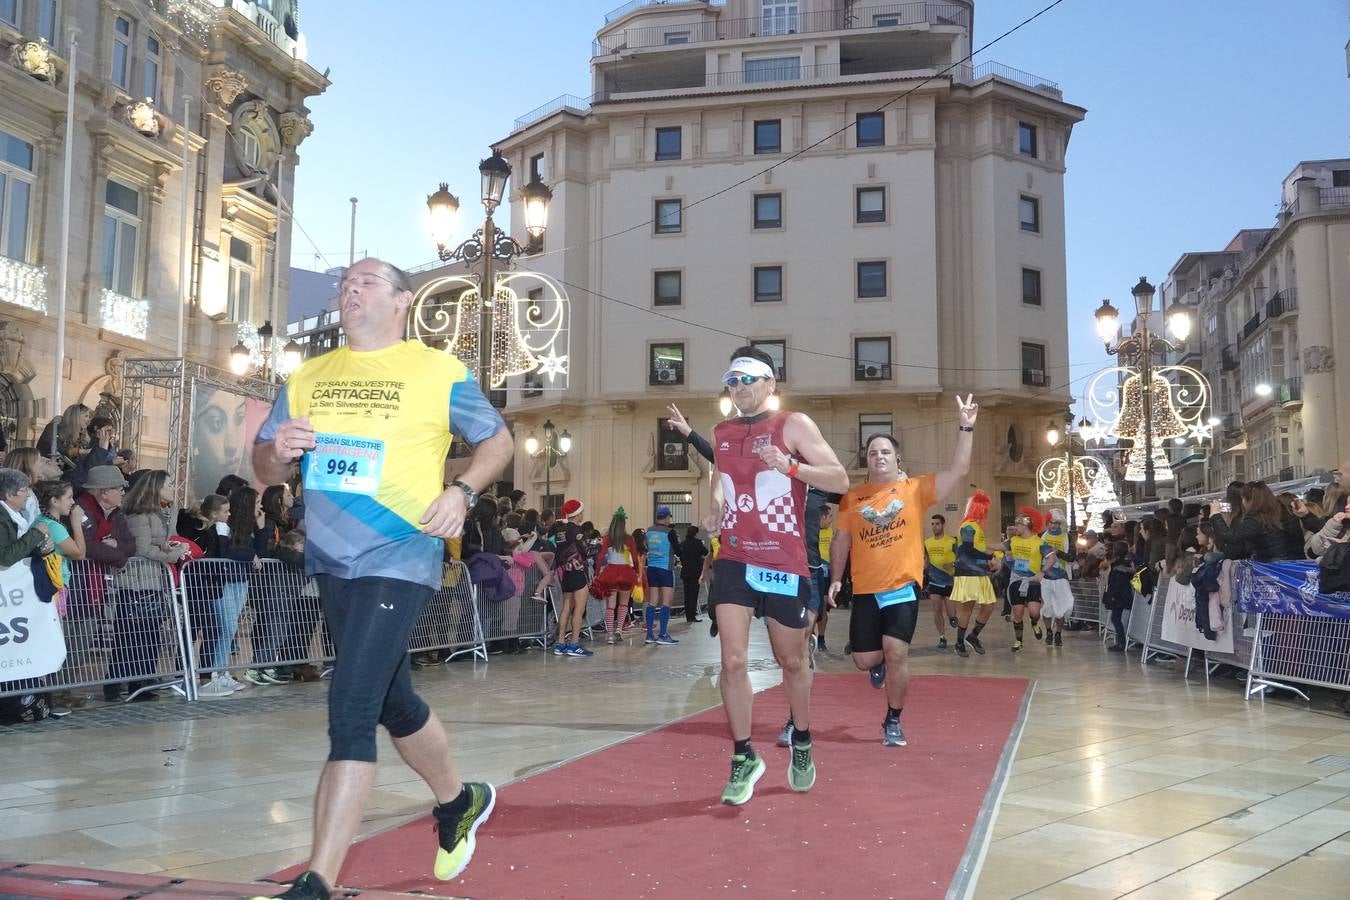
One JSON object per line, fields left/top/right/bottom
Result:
{"left": 0, "top": 0, "right": 325, "bottom": 456}
{"left": 1152, "top": 159, "right": 1350, "bottom": 494}
{"left": 414, "top": 0, "right": 1084, "bottom": 526}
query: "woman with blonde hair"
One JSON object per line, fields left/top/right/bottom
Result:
{"left": 5, "top": 447, "right": 62, "bottom": 524}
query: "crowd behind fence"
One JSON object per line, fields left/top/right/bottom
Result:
{"left": 8, "top": 558, "right": 1350, "bottom": 710}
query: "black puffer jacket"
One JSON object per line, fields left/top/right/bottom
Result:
{"left": 1208, "top": 513, "right": 1303, "bottom": 562}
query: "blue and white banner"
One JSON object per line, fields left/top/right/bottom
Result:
{"left": 1234, "top": 561, "right": 1350, "bottom": 621}
{"left": 0, "top": 561, "right": 66, "bottom": 682}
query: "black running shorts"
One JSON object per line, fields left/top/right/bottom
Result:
{"left": 709, "top": 558, "right": 811, "bottom": 629}
{"left": 1008, "top": 577, "right": 1042, "bottom": 607}
{"left": 848, "top": 592, "right": 920, "bottom": 652}
{"left": 924, "top": 580, "right": 953, "bottom": 598}
{"left": 560, "top": 570, "right": 589, "bottom": 594}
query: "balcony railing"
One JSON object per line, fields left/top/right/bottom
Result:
{"left": 513, "top": 94, "right": 594, "bottom": 130}
{"left": 99, "top": 288, "right": 149, "bottom": 340}
{"left": 594, "top": 3, "right": 971, "bottom": 56}
{"left": 1279, "top": 377, "right": 1302, "bottom": 407}
{"left": 950, "top": 61, "right": 1062, "bottom": 98}
{"left": 0, "top": 257, "right": 48, "bottom": 314}
{"left": 1222, "top": 413, "right": 1242, "bottom": 437}
{"left": 1240, "top": 310, "right": 1262, "bottom": 342}
{"left": 1266, "top": 288, "right": 1298, "bottom": 319}
{"left": 1222, "top": 344, "right": 1239, "bottom": 371}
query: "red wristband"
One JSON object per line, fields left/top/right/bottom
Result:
{"left": 786, "top": 461, "right": 800, "bottom": 478}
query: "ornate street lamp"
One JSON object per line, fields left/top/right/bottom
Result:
{"left": 525, "top": 418, "right": 571, "bottom": 513}
{"left": 424, "top": 150, "right": 555, "bottom": 388}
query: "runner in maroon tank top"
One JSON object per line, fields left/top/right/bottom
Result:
{"left": 702, "top": 346, "right": 849, "bottom": 805}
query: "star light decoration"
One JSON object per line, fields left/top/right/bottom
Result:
{"left": 1082, "top": 364, "right": 1213, "bottom": 483}
{"left": 408, "top": 269, "right": 570, "bottom": 389}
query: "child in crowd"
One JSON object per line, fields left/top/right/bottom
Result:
{"left": 1103, "top": 541, "right": 1135, "bottom": 652}
{"left": 34, "top": 480, "right": 85, "bottom": 615}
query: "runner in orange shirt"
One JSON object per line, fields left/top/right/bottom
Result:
{"left": 828, "top": 395, "right": 979, "bottom": 747}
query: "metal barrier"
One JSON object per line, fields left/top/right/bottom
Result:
{"left": 1242, "top": 612, "right": 1350, "bottom": 702}
{"left": 412, "top": 561, "right": 486, "bottom": 663}
{"left": 0, "top": 558, "right": 190, "bottom": 703}
{"left": 1122, "top": 590, "right": 1151, "bottom": 655}
{"left": 1067, "top": 579, "right": 1102, "bottom": 627}
{"left": 476, "top": 558, "right": 553, "bottom": 649}
{"left": 1140, "top": 577, "right": 1189, "bottom": 668}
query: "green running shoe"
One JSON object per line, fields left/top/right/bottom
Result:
{"left": 720, "top": 753, "right": 766, "bottom": 805}
{"left": 788, "top": 741, "right": 816, "bottom": 792}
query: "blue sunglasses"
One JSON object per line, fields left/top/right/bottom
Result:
{"left": 723, "top": 374, "right": 768, "bottom": 387}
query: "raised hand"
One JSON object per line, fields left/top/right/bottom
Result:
{"left": 957, "top": 393, "right": 979, "bottom": 428}
{"left": 666, "top": 404, "right": 692, "bottom": 437}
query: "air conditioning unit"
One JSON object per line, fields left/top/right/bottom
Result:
{"left": 657, "top": 368, "right": 678, "bottom": 383}
{"left": 856, "top": 364, "right": 883, "bottom": 381}
{"left": 662, "top": 442, "right": 684, "bottom": 457}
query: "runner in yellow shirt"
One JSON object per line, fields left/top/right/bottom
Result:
{"left": 923, "top": 514, "right": 959, "bottom": 651}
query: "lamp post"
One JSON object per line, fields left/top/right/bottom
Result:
{"left": 230, "top": 320, "right": 304, "bottom": 380}
{"left": 1046, "top": 411, "right": 1092, "bottom": 551}
{"left": 525, "top": 419, "right": 571, "bottom": 514}
{"left": 426, "top": 150, "right": 553, "bottom": 388}
{"left": 1093, "top": 277, "right": 1192, "bottom": 502}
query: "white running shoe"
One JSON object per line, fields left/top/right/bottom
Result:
{"left": 199, "top": 674, "right": 234, "bottom": 698}
{"left": 220, "top": 673, "right": 247, "bottom": 692}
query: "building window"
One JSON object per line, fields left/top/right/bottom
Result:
{"left": 753, "top": 119, "right": 781, "bottom": 154}
{"left": 854, "top": 337, "right": 892, "bottom": 381}
{"left": 650, "top": 343, "right": 685, "bottom": 386}
{"left": 1021, "top": 267, "right": 1042, "bottom": 306}
{"left": 227, "top": 236, "right": 254, "bottom": 322}
{"left": 0, "top": 1, "right": 15, "bottom": 25}
{"left": 655, "top": 127, "right": 682, "bottom": 161}
{"left": 0, "top": 130, "right": 35, "bottom": 263}
{"left": 750, "top": 339, "right": 786, "bottom": 381}
{"left": 653, "top": 269, "right": 682, "bottom": 307}
{"left": 111, "top": 15, "right": 131, "bottom": 90}
{"left": 856, "top": 260, "right": 887, "bottom": 299}
{"left": 143, "top": 34, "right": 161, "bottom": 102}
{"left": 1021, "top": 342, "right": 1048, "bottom": 386}
{"left": 1018, "top": 122, "right": 1037, "bottom": 158}
{"left": 874, "top": 13, "right": 900, "bottom": 26}
{"left": 36, "top": 0, "right": 57, "bottom": 45}
{"left": 529, "top": 153, "right": 546, "bottom": 182}
{"left": 656, "top": 419, "right": 688, "bottom": 471}
{"left": 1334, "top": 169, "right": 1350, "bottom": 187}
{"left": 753, "top": 265, "right": 782, "bottom": 303}
{"left": 858, "top": 414, "right": 894, "bottom": 467}
{"left": 1019, "top": 195, "right": 1040, "bottom": 233}
{"left": 753, "top": 192, "right": 782, "bottom": 229}
{"left": 655, "top": 198, "right": 682, "bottom": 234}
{"left": 101, "top": 178, "right": 141, "bottom": 296}
{"left": 856, "top": 186, "right": 886, "bottom": 223}
{"left": 856, "top": 113, "right": 884, "bottom": 148}
{"left": 744, "top": 55, "right": 800, "bottom": 84}
{"left": 761, "top": 0, "right": 799, "bottom": 35}
{"left": 664, "top": 31, "right": 690, "bottom": 45}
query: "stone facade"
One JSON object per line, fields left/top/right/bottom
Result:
{"left": 0, "top": 0, "right": 325, "bottom": 463}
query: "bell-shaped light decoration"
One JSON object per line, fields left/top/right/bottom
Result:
{"left": 1123, "top": 446, "right": 1175, "bottom": 483}
{"left": 1094, "top": 298, "right": 1120, "bottom": 345}
{"left": 426, "top": 183, "right": 459, "bottom": 251}
{"left": 479, "top": 150, "right": 512, "bottom": 212}
{"left": 520, "top": 174, "right": 553, "bottom": 241}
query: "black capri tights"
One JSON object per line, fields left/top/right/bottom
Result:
{"left": 318, "top": 574, "right": 433, "bottom": 762}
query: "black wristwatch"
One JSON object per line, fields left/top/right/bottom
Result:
{"left": 959, "top": 425, "right": 974, "bottom": 433}
{"left": 450, "top": 480, "right": 479, "bottom": 507}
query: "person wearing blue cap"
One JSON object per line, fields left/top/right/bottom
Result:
{"left": 644, "top": 506, "right": 678, "bottom": 643}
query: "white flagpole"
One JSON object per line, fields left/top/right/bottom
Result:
{"left": 50, "top": 27, "right": 79, "bottom": 456}
{"left": 176, "top": 94, "right": 192, "bottom": 357}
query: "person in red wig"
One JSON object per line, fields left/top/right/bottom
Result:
{"left": 951, "top": 490, "right": 1000, "bottom": 657}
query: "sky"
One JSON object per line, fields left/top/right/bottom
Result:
{"left": 287, "top": 0, "right": 1350, "bottom": 394}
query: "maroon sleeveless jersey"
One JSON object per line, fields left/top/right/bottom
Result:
{"left": 712, "top": 411, "right": 809, "bottom": 577}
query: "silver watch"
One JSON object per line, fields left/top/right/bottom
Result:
{"left": 450, "top": 480, "right": 479, "bottom": 507}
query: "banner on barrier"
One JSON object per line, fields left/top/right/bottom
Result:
{"left": 0, "top": 561, "right": 66, "bottom": 681}
{"left": 1235, "top": 561, "right": 1350, "bottom": 621}
{"left": 1160, "top": 579, "right": 1234, "bottom": 654}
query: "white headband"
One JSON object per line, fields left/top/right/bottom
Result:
{"left": 722, "top": 357, "right": 775, "bottom": 382}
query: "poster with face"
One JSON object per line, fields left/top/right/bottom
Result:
{"left": 189, "top": 384, "right": 273, "bottom": 503}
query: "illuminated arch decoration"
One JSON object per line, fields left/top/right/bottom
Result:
{"left": 1082, "top": 365, "right": 1212, "bottom": 483}
{"left": 408, "top": 270, "right": 570, "bottom": 389}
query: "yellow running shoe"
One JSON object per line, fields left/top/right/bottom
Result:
{"left": 433, "top": 783, "right": 497, "bottom": 881}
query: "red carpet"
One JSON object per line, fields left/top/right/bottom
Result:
{"left": 276, "top": 673, "right": 1028, "bottom": 899}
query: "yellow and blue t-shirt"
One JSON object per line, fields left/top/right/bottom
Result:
{"left": 257, "top": 340, "right": 505, "bottom": 589}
